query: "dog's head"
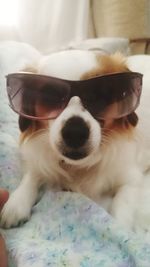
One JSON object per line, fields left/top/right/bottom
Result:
{"left": 7, "top": 51, "right": 142, "bottom": 167}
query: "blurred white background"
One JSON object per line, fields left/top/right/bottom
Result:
{"left": 0, "top": 0, "right": 149, "bottom": 54}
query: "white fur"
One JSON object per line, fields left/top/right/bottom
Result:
{"left": 49, "top": 96, "right": 101, "bottom": 167}
{"left": 1, "top": 51, "right": 150, "bottom": 231}
{"left": 39, "top": 50, "right": 99, "bottom": 80}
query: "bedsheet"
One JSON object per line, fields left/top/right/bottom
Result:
{"left": 1, "top": 42, "right": 150, "bottom": 267}
{"left": 1, "top": 132, "right": 150, "bottom": 267}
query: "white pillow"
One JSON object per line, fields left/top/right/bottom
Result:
{"left": 0, "top": 41, "right": 41, "bottom": 76}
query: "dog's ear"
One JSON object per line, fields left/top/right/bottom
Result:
{"left": 18, "top": 116, "right": 32, "bottom": 132}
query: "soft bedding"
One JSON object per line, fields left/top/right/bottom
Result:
{"left": 1, "top": 41, "right": 150, "bottom": 267}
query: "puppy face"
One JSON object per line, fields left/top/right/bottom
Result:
{"left": 19, "top": 51, "right": 139, "bottom": 167}
{"left": 49, "top": 95, "right": 101, "bottom": 165}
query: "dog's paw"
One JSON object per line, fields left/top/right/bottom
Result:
{"left": 0, "top": 193, "right": 31, "bottom": 228}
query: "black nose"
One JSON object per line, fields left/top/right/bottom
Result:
{"left": 61, "top": 116, "right": 89, "bottom": 149}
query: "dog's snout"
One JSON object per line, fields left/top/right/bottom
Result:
{"left": 61, "top": 116, "right": 89, "bottom": 149}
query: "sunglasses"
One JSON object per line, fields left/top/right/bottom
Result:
{"left": 6, "top": 72, "right": 143, "bottom": 121}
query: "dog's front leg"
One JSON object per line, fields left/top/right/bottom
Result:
{"left": 0, "top": 172, "right": 42, "bottom": 228}
{"left": 110, "top": 169, "right": 142, "bottom": 230}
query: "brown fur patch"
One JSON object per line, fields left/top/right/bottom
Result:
{"left": 81, "top": 53, "right": 129, "bottom": 80}
{"left": 19, "top": 119, "right": 48, "bottom": 144}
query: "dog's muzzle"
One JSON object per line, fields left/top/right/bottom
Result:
{"left": 61, "top": 116, "right": 90, "bottom": 160}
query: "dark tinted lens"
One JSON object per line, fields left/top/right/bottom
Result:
{"left": 79, "top": 81, "right": 111, "bottom": 115}
{"left": 35, "top": 79, "right": 70, "bottom": 118}
{"left": 78, "top": 73, "right": 142, "bottom": 119}
{"left": 7, "top": 72, "right": 142, "bottom": 121}
{"left": 7, "top": 74, "right": 70, "bottom": 119}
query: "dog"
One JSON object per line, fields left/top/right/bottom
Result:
{"left": 1, "top": 50, "right": 150, "bottom": 230}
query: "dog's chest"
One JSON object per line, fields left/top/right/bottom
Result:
{"left": 56, "top": 160, "right": 119, "bottom": 200}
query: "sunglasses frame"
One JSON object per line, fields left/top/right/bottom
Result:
{"left": 6, "top": 71, "right": 143, "bottom": 121}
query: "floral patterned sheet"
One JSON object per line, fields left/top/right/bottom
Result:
{"left": 0, "top": 41, "right": 150, "bottom": 267}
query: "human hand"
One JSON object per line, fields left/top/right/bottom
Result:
{"left": 0, "top": 189, "right": 9, "bottom": 267}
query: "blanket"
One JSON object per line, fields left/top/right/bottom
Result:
{"left": 1, "top": 41, "right": 150, "bottom": 267}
